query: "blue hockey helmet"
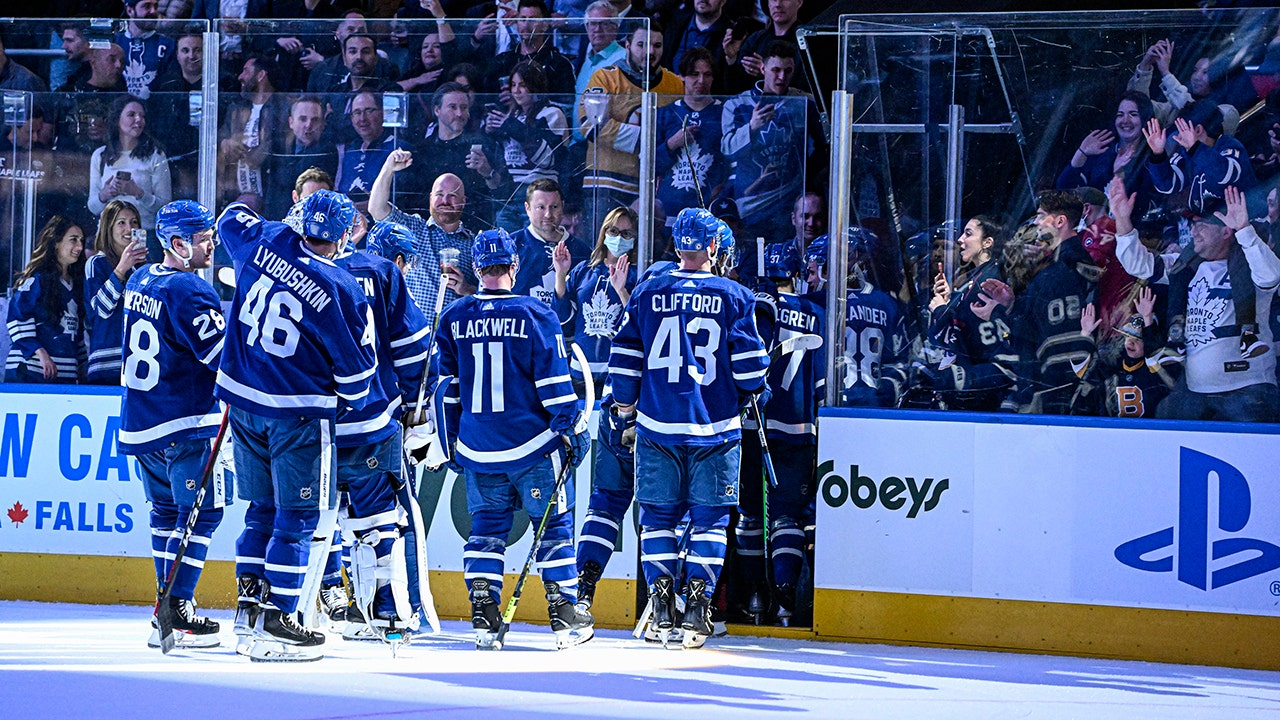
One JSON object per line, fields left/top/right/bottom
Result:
{"left": 763, "top": 241, "right": 802, "bottom": 279}
{"left": 300, "top": 189, "right": 357, "bottom": 242}
{"left": 472, "top": 228, "right": 518, "bottom": 270}
{"left": 713, "top": 219, "right": 735, "bottom": 259}
{"left": 156, "top": 200, "right": 215, "bottom": 251}
{"left": 366, "top": 221, "right": 417, "bottom": 264}
{"left": 805, "top": 234, "right": 829, "bottom": 268}
{"left": 671, "top": 207, "right": 720, "bottom": 253}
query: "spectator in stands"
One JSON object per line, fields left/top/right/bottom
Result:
{"left": 150, "top": 27, "right": 204, "bottom": 201}
{"left": 306, "top": 11, "right": 401, "bottom": 94}
{"left": 53, "top": 23, "right": 92, "bottom": 91}
{"left": 662, "top": 0, "right": 730, "bottom": 77}
{"left": 85, "top": 199, "right": 147, "bottom": 384}
{"left": 1129, "top": 38, "right": 1239, "bottom": 135}
{"left": 116, "top": 0, "right": 174, "bottom": 100}
{"left": 487, "top": 0, "right": 576, "bottom": 95}
{"left": 1074, "top": 287, "right": 1176, "bottom": 418}
{"left": 88, "top": 95, "right": 172, "bottom": 248}
{"left": 579, "top": 21, "right": 683, "bottom": 241}
{"left": 0, "top": 33, "right": 48, "bottom": 93}
{"left": 974, "top": 192, "right": 1098, "bottom": 414}
{"left": 655, "top": 46, "right": 726, "bottom": 227}
{"left": 398, "top": 28, "right": 464, "bottom": 140}
{"left": 218, "top": 53, "right": 289, "bottom": 211}
{"left": 572, "top": 1, "right": 625, "bottom": 144}
{"left": 5, "top": 216, "right": 87, "bottom": 384}
{"left": 725, "top": 0, "right": 804, "bottom": 93}
{"left": 336, "top": 89, "right": 405, "bottom": 212}
{"left": 1058, "top": 91, "right": 1157, "bottom": 217}
{"left": 58, "top": 41, "right": 124, "bottom": 95}
{"left": 722, "top": 40, "right": 821, "bottom": 246}
{"left": 369, "top": 149, "right": 478, "bottom": 311}
{"left": 487, "top": 61, "right": 570, "bottom": 231}
{"left": 266, "top": 95, "right": 338, "bottom": 219}
{"left": 406, "top": 82, "right": 503, "bottom": 225}
{"left": 511, "top": 178, "right": 592, "bottom": 305}
{"left": 319, "top": 33, "right": 400, "bottom": 140}
{"left": 1110, "top": 179, "right": 1279, "bottom": 421}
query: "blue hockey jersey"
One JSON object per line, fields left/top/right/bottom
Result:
{"left": 763, "top": 291, "right": 826, "bottom": 444}
{"left": 436, "top": 290, "right": 581, "bottom": 472}
{"left": 655, "top": 99, "right": 727, "bottom": 220}
{"left": 214, "top": 203, "right": 377, "bottom": 419}
{"left": 554, "top": 260, "right": 637, "bottom": 378}
{"left": 117, "top": 265, "right": 224, "bottom": 455}
{"left": 85, "top": 254, "right": 127, "bottom": 383}
{"left": 843, "top": 283, "right": 908, "bottom": 407}
{"left": 509, "top": 227, "right": 592, "bottom": 308}
{"left": 333, "top": 249, "right": 432, "bottom": 447}
{"left": 608, "top": 269, "right": 768, "bottom": 445}
{"left": 5, "top": 273, "right": 83, "bottom": 382}
{"left": 116, "top": 29, "right": 174, "bottom": 100}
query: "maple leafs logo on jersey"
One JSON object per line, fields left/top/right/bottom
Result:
{"left": 670, "top": 142, "right": 713, "bottom": 193}
{"left": 1185, "top": 275, "right": 1229, "bottom": 348}
{"left": 583, "top": 288, "right": 621, "bottom": 338}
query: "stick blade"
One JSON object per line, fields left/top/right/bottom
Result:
{"left": 769, "top": 332, "right": 823, "bottom": 362}
{"left": 156, "top": 603, "right": 178, "bottom": 654}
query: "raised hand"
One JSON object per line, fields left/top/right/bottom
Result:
{"left": 1079, "top": 129, "right": 1116, "bottom": 156}
{"left": 387, "top": 149, "right": 413, "bottom": 172}
{"left": 1079, "top": 302, "right": 1100, "bottom": 337}
{"left": 1106, "top": 176, "right": 1136, "bottom": 224}
{"left": 1172, "top": 116, "right": 1198, "bottom": 151}
{"left": 1143, "top": 117, "right": 1167, "bottom": 154}
{"left": 1135, "top": 285, "right": 1156, "bottom": 323}
{"left": 609, "top": 254, "right": 630, "bottom": 293}
{"left": 1214, "top": 184, "right": 1249, "bottom": 231}
{"left": 552, "top": 240, "right": 572, "bottom": 276}
{"left": 979, "top": 278, "right": 1014, "bottom": 308}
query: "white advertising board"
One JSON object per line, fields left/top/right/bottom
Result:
{"left": 0, "top": 388, "right": 635, "bottom": 581}
{"left": 816, "top": 410, "right": 1280, "bottom": 617}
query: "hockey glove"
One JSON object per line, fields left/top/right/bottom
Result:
{"left": 599, "top": 395, "right": 637, "bottom": 459}
{"left": 565, "top": 430, "right": 592, "bottom": 470}
{"left": 740, "top": 386, "right": 772, "bottom": 413}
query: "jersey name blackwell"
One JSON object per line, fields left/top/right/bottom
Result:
{"left": 452, "top": 317, "right": 530, "bottom": 339}
{"left": 251, "top": 245, "right": 332, "bottom": 312}
{"left": 652, "top": 293, "right": 723, "bottom": 314}
{"left": 122, "top": 290, "right": 162, "bottom": 320}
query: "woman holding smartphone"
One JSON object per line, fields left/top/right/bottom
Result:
{"left": 5, "top": 216, "right": 88, "bottom": 383}
{"left": 85, "top": 200, "right": 148, "bottom": 385}
{"left": 87, "top": 95, "right": 172, "bottom": 260}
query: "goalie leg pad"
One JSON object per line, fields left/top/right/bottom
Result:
{"left": 298, "top": 506, "right": 339, "bottom": 628}
{"left": 341, "top": 508, "right": 412, "bottom": 623}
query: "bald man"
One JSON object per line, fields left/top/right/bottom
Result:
{"left": 370, "top": 151, "right": 477, "bottom": 311}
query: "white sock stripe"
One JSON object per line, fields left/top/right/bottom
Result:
{"left": 463, "top": 551, "right": 506, "bottom": 562}
{"left": 772, "top": 548, "right": 805, "bottom": 558}
{"left": 584, "top": 515, "right": 620, "bottom": 531}
{"left": 736, "top": 529, "right": 764, "bottom": 537}
{"left": 736, "top": 549, "right": 766, "bottom": 557}
{"left": 686, "top": 556, "right": 725, "bottom": 566}
{"left": 690, "top": 533, "right": 728, "bottom": 543}
{"left": 640, "top": 530, "right": 678, "bottom": 541}
{"left": 263, "top": 562, "right": 308, "bottom": 574}
{"left": 267, "top": 586, "right": 302, "bottom": 596}
{"left": 464, "top": 572, "right": 505, "bottom": 582}
{"left": 641, "top": 552, "right": 679, "bottom": 562}
{"left": 580, "top": 535, "right": 615, "bottom": 548}
{"left": 535, "top": 556, "right": 577, "bottom": 568}
{"left": 187, "top": 535, "right": 213, "bottom": 546}
{"left": 235, "top": 556, "right": 265, "bottom": 566}
{"left": 180, "top": 556, "right": 206, "bottom": 569}
{"left": 773, "top": 528, "right": 805, "bottom": 538}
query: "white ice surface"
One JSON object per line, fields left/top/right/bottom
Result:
{"left": 1, "top": 601, "right": 1278, "bottom": 719}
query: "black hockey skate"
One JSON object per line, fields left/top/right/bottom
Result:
{"left": 773, "top": 583, "right": 797, "bottom": 627}
{"left": 471, "top": 579, "right": 502, "bottom": 650}
{"left": 681, "top": 578, "right": 713, "bottom": 649}
{"left": 319, "top": 582, "right": 349, "bottom": 624}
{"left": 546, "top": 582, "right": 594, "bottom": 649}
{"left": 576, "top": 560, "right": 603, "bottom": 611}
{"left": 148, "top": 597, "right": 220, "bottom": 650}
{"left": 233, "top": 574, "right": 262, "bottom": 656}
{"left": 250, "top": 583, "right": 325, "bottom": 662}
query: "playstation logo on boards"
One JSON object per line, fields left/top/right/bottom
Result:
{"left": 1115, "top": 447, "right": 1280, "bottom": 590}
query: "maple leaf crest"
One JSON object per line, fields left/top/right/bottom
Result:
{"left": 7, "top": 501, "right": 29, "bottom": 526}
{"left": 583, "top": 288, "right": 621, "bottom": 338}
{"left": 1184, "top": 275, "right": 1229, "bottom": 348}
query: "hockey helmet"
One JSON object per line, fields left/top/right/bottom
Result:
{"left": 472, "top": 228, "right": 518, "bottom": 270}
{"left": 156, "top": 200, "right": 215, "bottom": 251}
{"left": 763, "top": 241, "right": 802, "bottom": 279}
{"left": 672, "top": 207, "right": 720, "bottom": 253}
{"left": 301, "top": 190, "right": 357, "bottom": 243}
{"left": 805, "top": 234, "right": 829, "bottom": 269}
{"left": 366, "top": 221, "right": 417, "bottom": 265}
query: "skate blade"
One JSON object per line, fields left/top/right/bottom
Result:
{"left": 554, "top": 626, "right": 594, "bottom": 649}
{"left": 712, "top": 620, "right": 728, "bottom": 637}
{"left": 248, "top": 640, "right": 323, "bottom": 663}
{"left": 475, "top": 630, "right": 499, "bottom": 650}
{"left": 235, "top": 633, "right": 254, "bottom": 657}
{"left": 147, "top": 627, "right": 220, "bottom": 650}
{"left": 682, "top": 629, "right": 709, "bottom": 650}
{"left": 342, "top": 623, "right": 384, "bottom": 642}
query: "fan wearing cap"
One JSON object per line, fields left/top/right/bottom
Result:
{"left": 1073, "top": 286, "right": 1177, "bottom": 417}
{"left": 1110, "top": 178, "right": 1279, "bottom": 422}
{"left": 432, "top": 228, "right": 594, "bottom": 649}
{"left": 118, "top": 200, "right": 229, "bottom": 649}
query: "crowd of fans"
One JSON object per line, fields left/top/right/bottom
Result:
{"left": 2, "top": 3, "right": 1279, "bottom": 422}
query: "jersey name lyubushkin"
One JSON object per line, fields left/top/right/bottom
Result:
{"left": 252, "top": 245, "right": 332, "bottom": 312}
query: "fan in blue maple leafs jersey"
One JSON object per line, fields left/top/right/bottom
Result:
{"left": 215, "top": 190, "right": 377, "bottom": 661}
{"left": 434, "top": 227, "right": 594, "bottom": 650}
{"left": 608, "top": 207, "right": 767, "bottom": 649}
{"left": 117, "top": 200, "right": 229, "bottom": 649}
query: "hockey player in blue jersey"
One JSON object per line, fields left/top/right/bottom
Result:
{"left": 216, "top": 189, "right": 377, "bottom": 662}
{"left": 326, "top": 222, "right": 432, "bottom": 643}
{"left": 735, "top": 241, "right": 825, "bottom": 626}
{"left": 117, "top": 200, "right": 229, "bottom": 649}
{"left": 840, "top": 228, "right": 909, "bottom": 407}
{"left": 608, "top": 207, "right": 769, "bottom": 649}
{"left": 434, "top": 228, "right": 594, "bottom": 650}
{"left": 365, "top": 221, "right": 418, "bottom": 276}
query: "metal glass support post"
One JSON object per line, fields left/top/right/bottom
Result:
{"left": 198, "top": 30, "right": 220, "bottom": 285}
{"left": 943, "top": 104, "right": 965, "bottom": 282}
{"left": 637, "top": 91, "right": 658, "bottom": 275}
{"left": 825, "top": 90, "right": 854, "bottom": 409}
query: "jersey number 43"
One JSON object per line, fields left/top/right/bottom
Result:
{"left": 648, "top": 316, "right": 721, "bottom": 386}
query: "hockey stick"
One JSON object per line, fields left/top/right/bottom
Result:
{"left": 411, "top": 265, "right": 452, "bottom": 425}
{"left": 154, "top": 406, "right": 231, "bottom": 654}
{"left": 492, "top": 343, "right": 594, "bottom": 650}
{"left": 631, "top": 520, "right": 693, "bottom": 643}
